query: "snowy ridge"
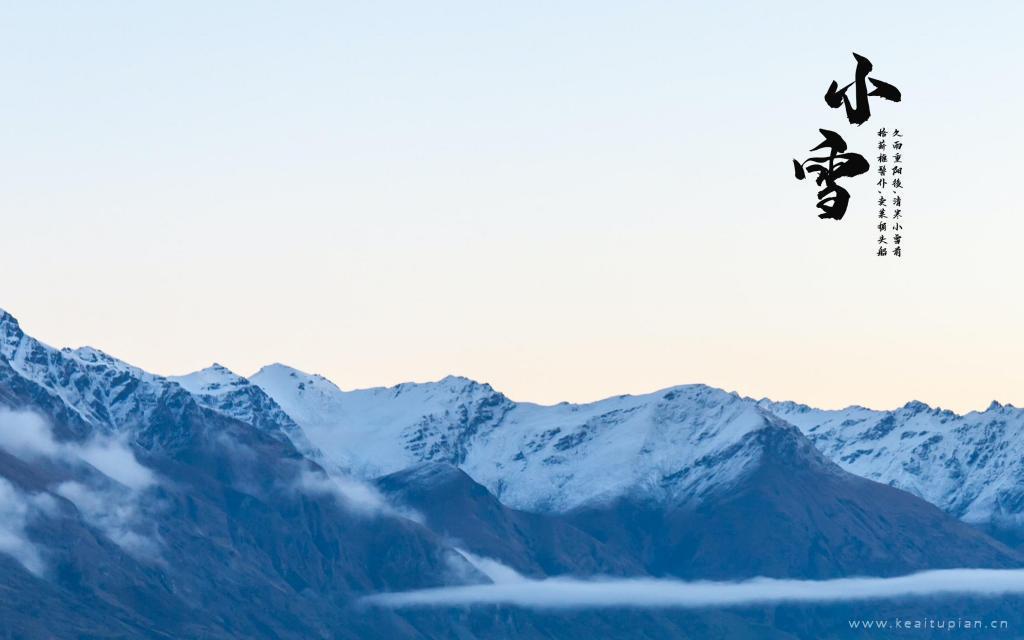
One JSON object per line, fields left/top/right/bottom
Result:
{"left": 251, "top": 365, "right": 513, "bottom": 479}
{"left": 170, "top": 364, "right": 320, "bottom": 458}
{"left": 171, "top": 363, "right": 250, "bottom": 397}
{"left": 252, "top": 362, "right": 1024, "bottom": 525}
{"left": 252, "top": 367, "right": 814, "bottom": 512}
{"left": 0, "top": 310, "right": 313, "bottom": 456}
{"left": 762, "top": 398, "right": 1024, "bottom": 527}
{"left": 0, "top": 310, "right": 176, "bottom": 433}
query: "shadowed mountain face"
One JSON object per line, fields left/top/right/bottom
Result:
{"left": 378, "top": 423, "right": 1022, "bottom": 582}
{"left": 761, "top": 399, "right": 1024, "bottom": 540}
{"left": 0, "top": 322, "right": 486, "bottom": 638}
{"left": 2, "top": 308, "right": 1024, "bottom": 639}
{"left": 568, "top": 421, "right": 1022, "bottom": 579}
{"left": 377, "top": 462, "right": 647, "bottom": 578}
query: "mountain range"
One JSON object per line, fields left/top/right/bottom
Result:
{"left": 1, "top": 307, "right": 1023, "bottom": 639}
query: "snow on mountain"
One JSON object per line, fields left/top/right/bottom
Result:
{"left": 171, "top": 363, "right": 250, "bottom": 397}
{"left": 252, "top": 361, "right": 1024, "bottom": 528}
{"left": 6, "top": 307, "right": 1024, "bottom": 531}
{"left": 169, "top": 364, "right": 319, "bottom": 456}
{"left": 0, "top": 311, "right": 312, "bottom": 455}
{"left": 462, "top": 386, "right": 783, "bottom": 512}
{"left": 251, "top": 365, "right": 513, "bottom": 479}
{"left": 0, "top": 309, "right": 177, "bottom": 434}
{"left": 762, "top": 399, "right": 1024, "bottom": 528}
{"left": 251, "top": 366, "right": 797, "bottom": 512}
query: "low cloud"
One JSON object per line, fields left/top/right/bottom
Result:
{"left": 0, "top": 409, "right": 61, "bottom": 459}
{"left": 0, "top": 477, "right": 56, "bottom": 576}
{"left": 75, "top": 439, "right": 155, "bottom": 490}
{"left": 0, "top": 409, "right": 154, "bottom": 490}
{"left": 362, "top": 568, "right": 1024, "bottom": 609}
{"left": 0, "top": 409, "right": 159, "bottom": 559}
{"left": 55, "top": 481, "right": 160, "bottom": 559}
{"left": 297, "top": 467, "right": 422, "bottom": 522}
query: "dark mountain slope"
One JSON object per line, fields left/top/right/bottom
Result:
{"left": 378, "top": 462, "right": 644, "bottom": 577}
{"left": 567, "top": 419, "right": 1023, "bottom": 579}
{"left": 0, "top": 357, "right": 484, "bottom": 638}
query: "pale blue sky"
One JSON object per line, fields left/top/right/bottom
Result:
{"left": 2, "top": 1, "right": 1022, "bottom": 411}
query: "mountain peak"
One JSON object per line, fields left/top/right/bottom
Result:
{"left": 900, "top": 399, "right": 933, "bottom": 414}
{"left": 63, "top": 346, "right": 142, "bottom": 373}
{"left": 170, "top": 363, "right": 248, "bottom": 396}
{"left": 0, "top": 307, "right": 21, "bottom": 329}
{"left": 381, "top": 461, "right": 467, "bottom": 488}
{"left": 0, "top": 308, "right": 25, "bottom": 350}
{"left": 253, "top": 362, "right": 303, "bottom": 378}
{"left": 658, "top": 383, "right": 741, "bottom": 405}
{"left": 745, "top": 411, "right": 838, "bottom": 475}
{"left": 434, "top": 374, "right": 497, "bottom": 394}
{"left": 250, "top": 363, "right": 342, "bottom": 394}
{"left": 252, "top": 363, "right": 329, "bottom": 383}
{"left": 439, "top": 374, "right": 477, "bottom": 386}
{"left": 198, "top": 362, "right": 236, "bottom": 376}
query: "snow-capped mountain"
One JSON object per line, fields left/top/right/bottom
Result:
{"left": 0, "top": 310, "right": 492, "bottom": 638}
{"left": 169, "top": 363, "right": 320, "bottom": 458}
{"left": 762, "top": 398, "right": 1024, "bottom": 530}
{"left": 0, "top": 310, "right": 310, "bottom": 454}
{"left": 0, "top": 309, "right": 176, "bottom": 436}
{"left": 253, "top": 365, "right": 779, "bottom": 512}
{"left": 250, "top": 364, "right": 515, "bottom": 479}
{"left": 3, "top": 307, "right": 1024, "bottom": 639}
{"left": 7, "top": 307, "right": 1024, "bottom": 537}
{"left": 0, "top": 308, "right": 240, "bottom": 450}
{"left": 252, "top": 361, "right": 1024, "bottom": 534}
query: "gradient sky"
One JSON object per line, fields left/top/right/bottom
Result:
{"left": 2, "top": 1, "right": 1022, "bottom": 412}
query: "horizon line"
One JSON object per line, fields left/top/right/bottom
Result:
{"left": 1, "top": 307, "right": 1016, "bottom": 417}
